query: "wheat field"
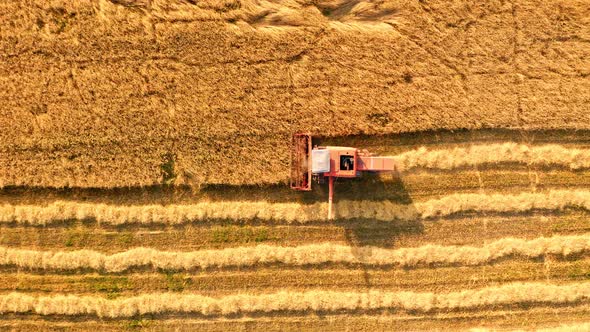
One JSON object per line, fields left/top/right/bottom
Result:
{"left": 2, "top": 0, "right": 590, "bottom": 330}
{"left": 1, "top": 0, "right": 590, "bottom": 188}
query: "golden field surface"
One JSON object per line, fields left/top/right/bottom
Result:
{"left": 2, "top": 0, "right": 590, "bottom": 331}
{"left": 1, "top": 0, "right": 589, "bottom": 187}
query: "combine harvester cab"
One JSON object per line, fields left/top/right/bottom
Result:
{"left": 290, "top": 133, "right": 397, "bottom": 219}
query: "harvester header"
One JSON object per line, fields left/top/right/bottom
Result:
{"left": 290, "top": 133, "right": 396, "bottom": 219}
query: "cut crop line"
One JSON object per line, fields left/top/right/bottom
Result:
{"left": 536, "top": 322, "right": 590, "bottom": 332}
{"left": 2, "top": 282, "right": 590, "bottom": 317}
{"left": 470, "top": 321, "right": 590, "bottom": 332}
{"left": 3, "top": 189, "right": 590, "bottom": 225}
{"left": 391, "top": 142, "right": 590, "bottom": 172}
{"left": 1, "top": 233, "right": 589, "bottom": 271}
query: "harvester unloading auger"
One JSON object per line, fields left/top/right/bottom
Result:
{"left": 290, "top": 133, "right": 397, "bottom": 219}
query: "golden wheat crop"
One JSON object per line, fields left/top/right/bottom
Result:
{"left": 3, "top": 0, "right": 588, "bottom": 188}
{"left": 2, "top": 0, "right": 590, "bottom": 329}
{"left": 1, "top": 282, "right": 589, "bottom": 317}
{"left": 392, "top": 143, "right": 590, "bottom": 172}
{"left": 1, "top": 190, "right": 590, "bottom": 225}
{"left": 2, "top": 233, "right": 588, "bottom": 271}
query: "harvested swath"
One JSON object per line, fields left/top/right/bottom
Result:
{"left": 470, "top": 321, "right": 590, "bottom": 332}
{"left": 392, "top": 143, "right": 590, "bottom": 172}
{"left": 1, "top": 282, "right": 590, "bottom": 317}
{"left": 2, "top": 190, "right": 590, "bottom": 225}
{"left": 536, "top": 322, "right": 590, "bottom": 332}
{"left": 2, "top": 233, "right": 589, "bottom": 272}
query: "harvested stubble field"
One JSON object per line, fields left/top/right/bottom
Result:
{"left": 2, "top": 0, "right": 590, "bottom": 331}
{"left": 3, "top": 132, "right": 590, "bottom": 330}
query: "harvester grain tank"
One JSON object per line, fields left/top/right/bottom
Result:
{"left": 290, "top": 133, "right": 397, "bottom": 219}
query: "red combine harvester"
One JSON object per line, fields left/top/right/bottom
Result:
{"left": 290, "top": 133, "right": 397, "bottom": 219}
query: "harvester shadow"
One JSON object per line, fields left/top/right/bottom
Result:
{"left": 329, "top": 172, "right": 422, "bottom": 246}
{"left": 314, "top": 172, "right": 422, "bottom": 291}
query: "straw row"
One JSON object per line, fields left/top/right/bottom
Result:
{"left": 2, "top": 233, "right": 588, "bottom": 271}
{"left": 391, "top": 143, "right": 590, "bottom": 172}
{"left": 1, "top": 190, "right": 590, "bottom": 225}
{"left": 1, "top": 282, "right": 589, "bottom": 317}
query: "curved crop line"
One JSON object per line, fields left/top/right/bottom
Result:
{"left": 1, "top": 233, "right": 589, "bottom": 272}
{"left": 1, "top": 282, "right": 590, "bottom": 317}
{"left": 391, "top": 143, "right": 590, "bottom": 172}
{"left": 1, "top": 190, "right": 590, "bottom": 224}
